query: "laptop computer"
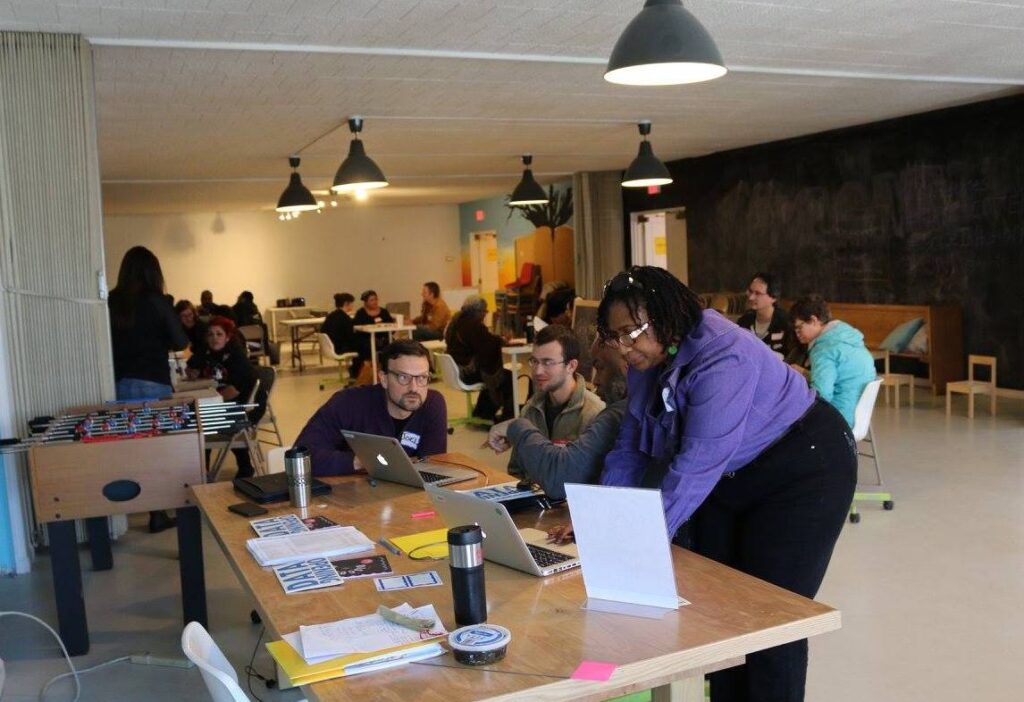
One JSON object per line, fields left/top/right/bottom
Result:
{"left": 425, "top": 484, "right": 580, "bottom": 577}
{"left": 342, "top": 430, "right": 477, "bottom": 488}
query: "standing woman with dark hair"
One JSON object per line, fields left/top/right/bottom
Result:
{"left": 108, "top": 246, "right": 189, "bottom": 532}
{"left": 597, "top": 266, "right": 856, "bottom": 702}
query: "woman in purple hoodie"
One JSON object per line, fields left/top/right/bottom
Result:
{"left": 598, "top": 266, "right": 856, "bottom": 702}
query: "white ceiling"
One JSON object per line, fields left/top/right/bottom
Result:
{"left": 2, "top": 0, "right": 1022, "bottom": 214}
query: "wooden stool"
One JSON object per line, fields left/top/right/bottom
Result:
{"left": 945, "top": 354, "right": 997, "bottom": 418}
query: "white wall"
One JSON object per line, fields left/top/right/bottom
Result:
{"left": 103, "top": 205, "right": 462, "bottom": 313}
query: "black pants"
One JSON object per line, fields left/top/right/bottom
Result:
{"left": 690, "top": 399, "right": 857, "bottom": 702}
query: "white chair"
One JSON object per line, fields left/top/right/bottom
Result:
{"left": 182, "top": 621, "right": 306, "bottom": 702}
{"left": 848, "top": 378, "right": 893, "bottom": 523}
{"left": 436, "top": 353, "right": 492, "bottom": 431}
{"left": 420, "top": 339, "right": 446, "bottom": 379}
{"left": 946, "top": 354, "right": 997, "bottom": 418}
{"left": 206, "top": 379, "right": 262, "bottom": 482}
{"left": 317, "top": 332, "right": 358, "bottom": 391}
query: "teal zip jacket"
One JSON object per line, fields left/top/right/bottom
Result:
{"left": 808, "top": 321, "right": 877, "bottom": 426}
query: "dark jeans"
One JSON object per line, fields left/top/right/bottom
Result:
{"left": 690, "top": 399, "right": 857, "bottom": 702}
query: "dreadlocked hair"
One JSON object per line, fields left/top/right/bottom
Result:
{"left": 597, "top": 266, "right": 704, "bottom": 349}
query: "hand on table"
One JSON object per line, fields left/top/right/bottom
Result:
{"left": 546, "top": 525, "right": 575, "bottom": 545}
{"left": 487, "top": 419, "right": 513, "bottom": 453}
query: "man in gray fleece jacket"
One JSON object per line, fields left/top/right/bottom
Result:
{"left": 488, "top": 339, "right": 628, "bottom": 499}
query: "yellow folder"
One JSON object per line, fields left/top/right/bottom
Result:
{"left": 388, "top": 528, "right": 450, "bottom": 559}
{"left": 266, "top": 636, "right": 442, "bottom": 686}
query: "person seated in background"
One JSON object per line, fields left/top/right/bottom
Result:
{"left": 322, "top": 292, "right": 358, "bottom": 354}
{"left": 198, "top": 289, "right": 234, "bottom": 319}
{"left": 294, "top": 340, "right": 448, "bottom": 476}
{"left": 488, "top": 338, "right": 626, "bottom": 499}
{"left": 790, "top": 294, "right": 877, "bottom": 427}
{"left": 186, "top": 316, "right": 259, "bottom": 479}
{"left": 444, "top": 296, "right": 514, "bottom": 421}
{"left": 232, "top": 290, "right": 264, "bottom": 326}
{"left": 498, "top": 325, "right": 604, "bottom": 479}
{"left": 736, "top": 272, "right": 795, "bottom": 360}
{"left": 174, "top": 299, "right": 209, "bottom": 356}
{"left": 541, "top": 287, "right": 576, "bottom": 327}
{"left": 353, "top": 289, "right": 394, "bottom": 366}
{"left": 412, "top": 281, "right": 451, "bottom": 341}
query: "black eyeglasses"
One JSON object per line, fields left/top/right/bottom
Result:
{"left": 605, "top": 322, "right": 650, "bottom": 348}
{"left": 527, "top": 357, "right": 567, "bottom": 369}
{"left": 387, "top": 370, "right": 430, "bottom": 387}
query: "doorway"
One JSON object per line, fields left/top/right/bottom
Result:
{"left": 630, "top": 208, "right": 688, "bottom": 283}
{"left": 469, "top": 231, "right": 499, "bottom": 310}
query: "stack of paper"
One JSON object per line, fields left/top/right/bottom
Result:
{"left": 273, "top": 554, "right": 393, "bottom": 595}
{"left": 250, "top": 514, "right": 338, "bottom": 538}
{"left": 267, "top": 604, "right": 447, "bottom": 684}
{"left": 246, "top": 526, "right": 374, "bottom": 567}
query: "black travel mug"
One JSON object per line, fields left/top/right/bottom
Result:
{"left": 448, "top": 525, "right": 487, "bottom": 626}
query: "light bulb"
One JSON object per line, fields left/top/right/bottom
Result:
{"left": 354, "top": 188, "right": 368, "bottom": 202}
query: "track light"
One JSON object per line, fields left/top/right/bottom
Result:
{"left": 275, "top": 156, "right": 319, "bottom": 213}
{"left": 621, "top": 121, "right": 673, "bottom": 188}
{"left": 509, "top": 154, "right": 549, "bottom": 206}
{"left": 605, "top": 0, "right": 727, "bottom": 86}
{"left": 332, "top": 117, "right": 388, "bottom": 193}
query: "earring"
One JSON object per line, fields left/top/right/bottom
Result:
{"left": 668, "top": 344, "right": 679, "bottom": 355}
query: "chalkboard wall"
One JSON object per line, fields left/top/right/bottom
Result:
{"left": 623, "top": 95, "right": 1024, "bottom": 389}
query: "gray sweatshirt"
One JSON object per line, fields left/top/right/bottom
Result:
{"left": 505, "top": 400, "right": 627, "bottom": 500}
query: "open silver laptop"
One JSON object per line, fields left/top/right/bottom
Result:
{"left": 425, "top": 484, "right": 580, "bottom": 577}
{"left": 342, "top": 430, "right": 477, "bottom": 488}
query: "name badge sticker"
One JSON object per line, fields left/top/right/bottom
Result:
{"left": 400, "top": 431, "right": 422, "bottom": 450}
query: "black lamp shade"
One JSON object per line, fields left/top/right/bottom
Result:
{"left": 509, "top": 168, "right": 548, "bottom": 205}
{"left": 331, "top": 139, "right": 388, "bottom": 192}
{"left": 605, "top": 0, "right": 727, "bottom": 86}
{"left": 622, "top": 141, "right": 673, "bottom": 188}
{"left": 276, "top": 172, "right": 319, "bottom": 212}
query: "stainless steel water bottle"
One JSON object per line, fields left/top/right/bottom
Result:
{"left": 448, "top": 525, "right": 487, "bottom": 626}
{"left": 284, "top": 445, "right": 312, "bottom": 508}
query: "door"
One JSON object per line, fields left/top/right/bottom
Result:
{"left": 470, "top": 231, "right": 499, "bottom": 310}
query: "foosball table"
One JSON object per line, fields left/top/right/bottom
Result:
{"left": 8, "top": 398, "right": 251, "bottom": 655}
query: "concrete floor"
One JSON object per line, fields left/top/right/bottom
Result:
{"left": 1, "top": 357, "right": 1022, "bottom": 701}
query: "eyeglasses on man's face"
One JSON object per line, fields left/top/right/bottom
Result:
{"left": 387, "top": 370, "right": 430, "bottom": 387}
{"left": 528, "top": 357, "right": 566, "bottom": 369}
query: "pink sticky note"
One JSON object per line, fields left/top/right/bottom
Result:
{"left": 571, "top": 661, "right": 617, "bottom": 681}
{"left": 411, "top": 510, "right": 436, "bottom": 519}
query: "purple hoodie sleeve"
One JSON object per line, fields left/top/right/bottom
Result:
{"left": 601, "top": 372, "right": 651, "bottom": 487}
{"left": 660, "top": 350, "right": 760, "bottom": 533}
{"left": 295, "top": 394, "right": 357, "bottom": 477}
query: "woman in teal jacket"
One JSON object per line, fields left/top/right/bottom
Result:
{"left": 790, "top": 295, "right": 877, "bottom": 426}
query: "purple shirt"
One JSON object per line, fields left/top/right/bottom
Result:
{"left": 602, "top": 310, "right": 815, "bottom": 534}
{"left": 295, "top": 384, "right": 448, "bottom": 477}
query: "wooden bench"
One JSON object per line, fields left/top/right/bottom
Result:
{"left": 827, "top": 302, "right": 963, "bottom": 395}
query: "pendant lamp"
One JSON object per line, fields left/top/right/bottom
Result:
{"left": 275, "top": 156, "right": 319, "bottom": 213}
{"left": 509, "top": 154, "right": 549, "bottom": 206}
{"left": 621, "top": 121, "right": 673, "bottom": 188}
{"left": 605, "top": 0, "right": 727, "bottom": 86}
{"left": 332, "top": 117, "right": 389, "bottom": 193}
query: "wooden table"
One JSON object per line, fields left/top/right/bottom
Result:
{"left": 191, "top": 454, "right": 840, "bottom": 702}
{"left": 353, "top": 323, "right": 417, "bottom": 381}
{"left": 281, "top": 316, "right": 326, "bottom": 371}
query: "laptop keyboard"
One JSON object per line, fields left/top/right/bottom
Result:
{"left": 527, "top": 543, "right": 574, "bottom": 567}
{"left": 418, "top": 470, "right": 449, "bottom": 484}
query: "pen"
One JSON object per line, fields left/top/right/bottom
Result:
{"left": 378, "top": 537, "right": 402, "bottom": 556}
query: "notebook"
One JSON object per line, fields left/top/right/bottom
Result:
{"left": 342, "top": 431, "right": 476, "bottom": 488}
{"left": 424, "top": 484, "right": 579, "bottom": 577}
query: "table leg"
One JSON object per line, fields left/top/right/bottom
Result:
{"left": 290, "top": 325, "right": 298, "bottom": 369}
{"left": 510, "top": 354, "right": 522, "bottom": 418}
{"left": 85, "top": 516, "right": 113, "bottom": 571}
{"left": 176, "top": 506, "right": 207, "bottom": 627}
{"left": 47, "top": 520, "right": 89, "bottom": 656}
{"left": 651, "top": 675, "right": 704, "bottom": 702}
{"left": 370, "top": 332, "right": 378, "bottom": 383}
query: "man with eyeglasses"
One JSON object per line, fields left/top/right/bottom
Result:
{"left": 295, "top": 339, "right": 447, "bottom": 476}
{"left": 491, "top": 325, "right": 604, "bottom": 480}
{"left": 735, "top": 272, "right": 795, "bottom": 361}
